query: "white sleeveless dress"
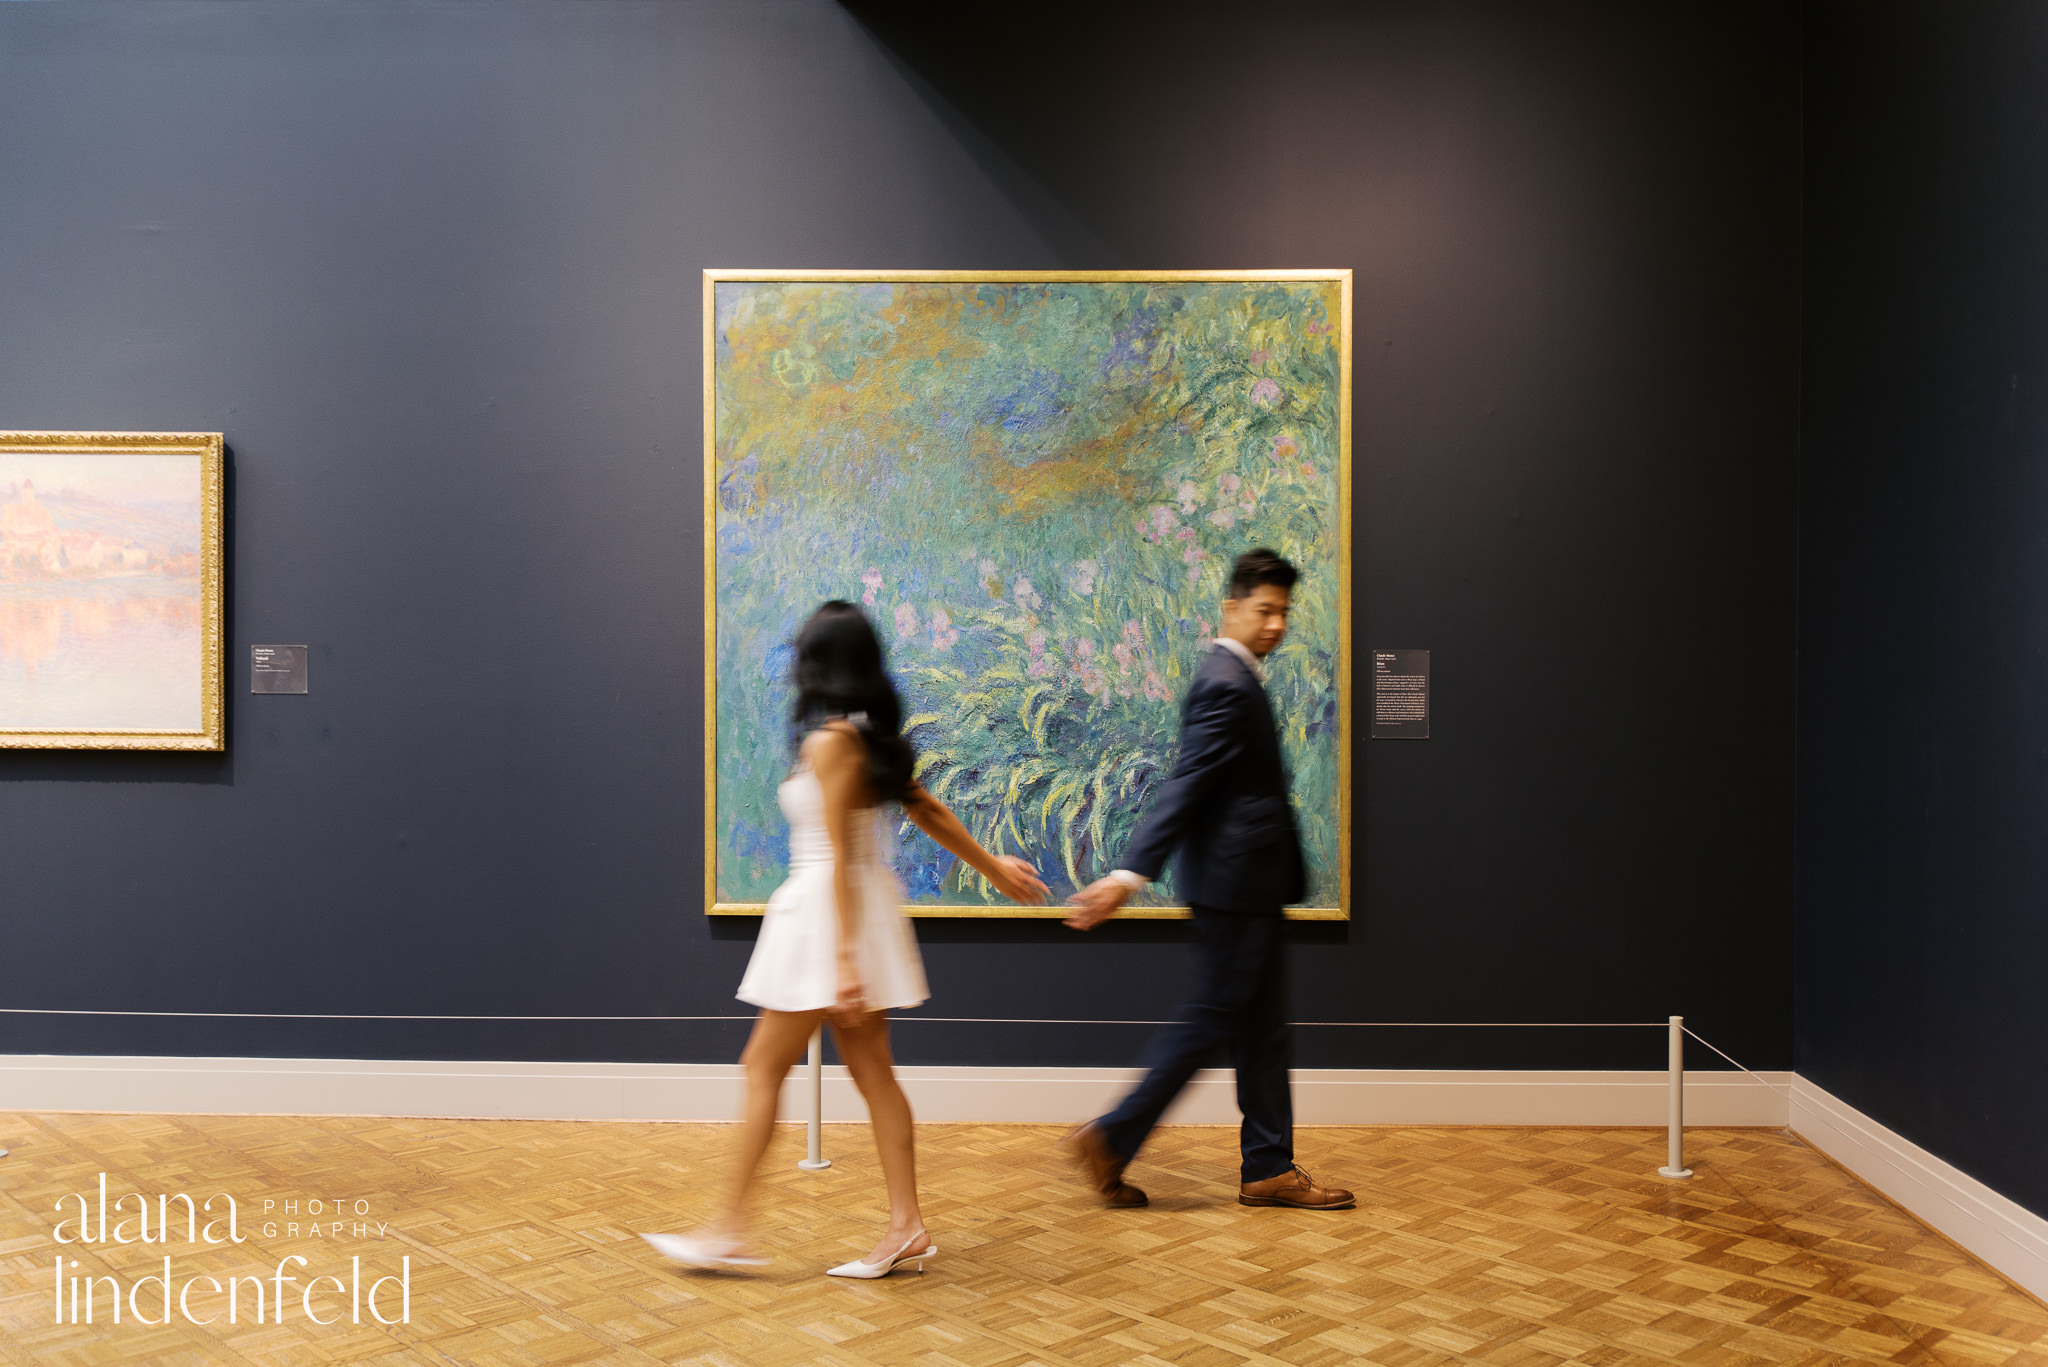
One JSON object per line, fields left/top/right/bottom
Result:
{"left": 735, "top": 765, "right": 930, "bottom": 1012}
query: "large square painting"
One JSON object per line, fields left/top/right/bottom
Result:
{"left": 705, "top": 272, "right": 1349, "bottom": 917}
{"left": 0, "top": 432, "right": 224, "bottom": 750}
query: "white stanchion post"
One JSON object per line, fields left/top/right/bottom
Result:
{"left": 1658, "top": 1014, "right": 1692, "bottom": 1178}
{"left": 797, "top": 1028, "right": 831, "bottom": 1171}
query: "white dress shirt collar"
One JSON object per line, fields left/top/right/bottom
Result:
{"left": 1213, "top": 635, "right": 1263, "bottom": 682}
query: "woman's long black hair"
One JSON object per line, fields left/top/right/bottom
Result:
{"left": 788, "top": 600, "right": 917, "bottom": 804}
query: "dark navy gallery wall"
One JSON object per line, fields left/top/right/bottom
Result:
{"left": 1801, "top": 0, "right": 2048, "bottom": 1218}
{"left": 0, "top": 0, "right": 1799, "bottom": 1069}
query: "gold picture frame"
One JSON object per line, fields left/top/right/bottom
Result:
{"left": 704, "top": 270, "right": 1351, "bottom": 919}
{"left": 0, "top": 431, "right": 225, "bottom": 751}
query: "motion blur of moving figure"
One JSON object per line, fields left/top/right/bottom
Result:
{"left": 1064, "top": 549, "right": 1354, "bottom": 1214}
{"left": 642, "top": 601, "right": 1047, "bottom": 1279}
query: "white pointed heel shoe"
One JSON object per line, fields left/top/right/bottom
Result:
{"left": 641, "top": 1231, "right": 768, "bottom": 1270}
{"left": 825, "top": 1231, "right": 937, "bottom": 1279}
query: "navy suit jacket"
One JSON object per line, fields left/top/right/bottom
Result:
{"left": 1117, "top": 644, "right": 1306, "bottom": 914}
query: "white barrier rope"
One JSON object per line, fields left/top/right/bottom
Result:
{"left": 0, "top": 1007, "right": 1670, "bottom": 1026}
{"left": 1682, "top": 1026, "right": 1797, "bottom": 1103}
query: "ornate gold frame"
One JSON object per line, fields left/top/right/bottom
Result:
{"left": 0, "top": 430, "right": 225, "bottom": 752}
{"left": 703, "top": 270, "right": 1351, "bottom": 919}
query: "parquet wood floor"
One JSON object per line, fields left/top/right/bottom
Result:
{"left": 1, "top": 1115, "right": 2043, "bottom": 1366}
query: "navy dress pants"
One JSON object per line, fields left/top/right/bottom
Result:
{"left": 1096, "top": 905, "right": 1293, "bottom": 1184}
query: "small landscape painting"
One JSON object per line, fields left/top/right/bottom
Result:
{"left": 0, "top": 433, "right": 224, "bottom": 749}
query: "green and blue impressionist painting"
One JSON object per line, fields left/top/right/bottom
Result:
{"left": 710, "top": 275, "right": 1348, "bottom": 913}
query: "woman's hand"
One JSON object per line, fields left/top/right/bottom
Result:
{"left": 829, "top": 950, "right": 870, "bottom": 1025}
{"left": 898, "top": 784, "right": 1049, "bottom": 907}
{"left": 987, "top": 855, "right": 1050, "bottom": 906}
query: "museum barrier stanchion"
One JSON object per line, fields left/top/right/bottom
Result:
{"left": 797, "top": 1028, "right": 831, "bottom": 1172}
{"left": 1659, "top": 1015, "right": 1692, "bottom": 1179}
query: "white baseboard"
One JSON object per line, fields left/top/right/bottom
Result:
{"left": 0, "top": 1053, "right": 1787, "bottom": 1127}
{"left": 1789, "top": 1075, "right": 2048, "bottom": 1303}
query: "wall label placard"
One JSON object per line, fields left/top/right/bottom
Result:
{"left": 1371, "top": 649, "right": 1428, "bottom": 738}
{"left": 251, "top": 645, "right": 308, "bottom": 695}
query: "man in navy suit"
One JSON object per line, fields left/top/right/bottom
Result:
{"left": 1063, "top": 548, "right": 1353, "bottom": 1211}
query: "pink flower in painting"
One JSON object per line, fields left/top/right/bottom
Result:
{"left": 1073, "top": 639, "right": 1095, "bottom": 660}
{"left": 1250, "top": 349, "right": 1273, "bottom": 365}
{"left": 1218, "top": 473, "right": 1241, "bottom": 499}
{"left": 1143, "top": 669, "right": 1171, "bottom": 702}
{"left": 1302, "top": 462, "right": 1317, "bottom": 480}
{"left": 1012, "top": 576, "right": 1042, "bottom": 610}
{"left": 929, "top": 607, "right": 959, "bottom": 651}
{"left": 1112, "top": 642, "right": 1135, "bottom": 668}
{"left": 1176, "top": 480, "right": 1200, "bottom": 514}
{"left": 1250, "top": 378, "right": 1282, "bottom": 406}
{"left": 894, "top": 602, "right": 919, "bottom": 639}
{"left": 861, "top": 567, "right": 883, "bottom": 606}
{"left": 1183, "top": 545, "right": 1205, "bottom": 567}
{"left": 1198, "top": 619, "right": 1211, "bottom": 637}
{"left": 1176, "top": 526, "right": 1196, "bottom": 542}
{"left": 1077, "top": 662, "right": 1107, "bottom": 696}
{"left": 1272, "top": 434, "right": 1298, "bottom": 462}
{"left": 1123, "top": 620, "right": 1144, "bottom": 646}
{"left": 1142, "top": 505, "right": 1180, "bottom": 543}
{"left": 1208, "top": 509, "right": 1236, "bottom": 529}
{"left": 1025, "top": 632, "right": 1051, "bottom": 677}
{"left": 1240, "top": 491, "right": 1257, "bottom": 516}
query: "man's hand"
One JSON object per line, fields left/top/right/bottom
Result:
{"left": 1065, "top": 876, "right": 1131, "bottom": 930}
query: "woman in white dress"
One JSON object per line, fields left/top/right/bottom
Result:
{"left": 646, "top": 601, "right": 1047, "bottom": 1277}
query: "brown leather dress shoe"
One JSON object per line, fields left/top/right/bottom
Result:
{"left": 1064, "top": 1122, "right": 1148, "bottom": 1208}
{"left": 1239, "top": 1164, "right": 1355, "bottom": 1209}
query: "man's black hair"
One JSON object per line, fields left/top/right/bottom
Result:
{"left": 1226, "top": 547, "right": 1298, "bottom": 599}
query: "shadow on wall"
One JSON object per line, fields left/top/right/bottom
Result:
{"left": 836, "top": 0, "right": 1433, "bottom": 266}
{"left": 838, "top": 1, "right": 1119, "bottom": 262}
